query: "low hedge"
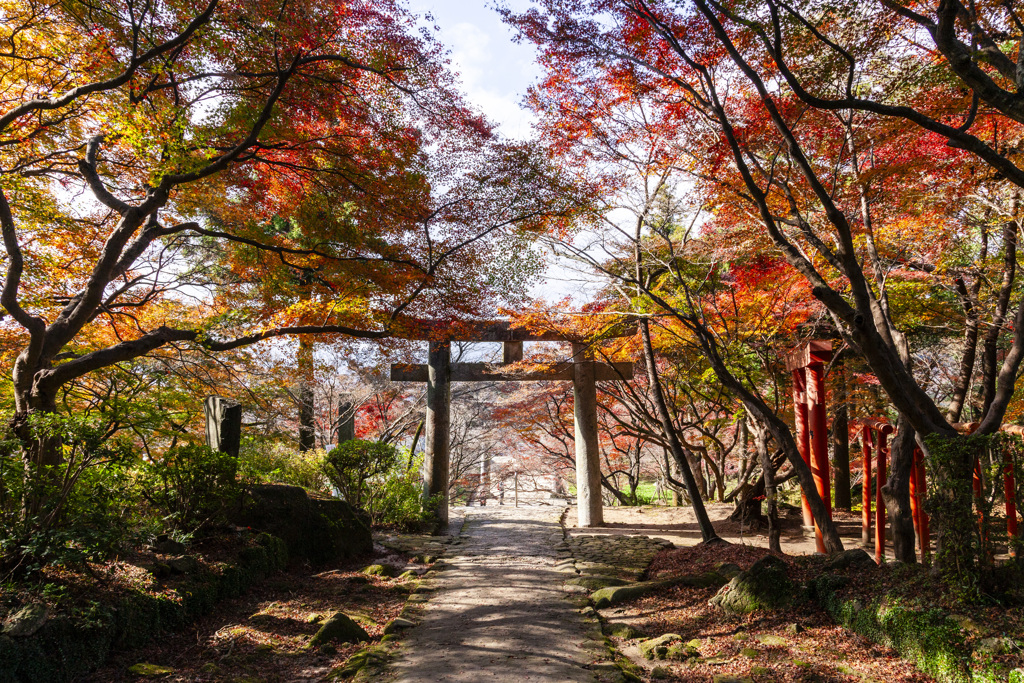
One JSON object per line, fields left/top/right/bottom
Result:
{"left": 0, "top": 533, "right": 288, "bottom": 683}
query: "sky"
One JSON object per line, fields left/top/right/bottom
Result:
{"left": 408, "top": 0, "right": 541, "bottom": 140}
{"left": 407, "top": 0, "right": 607, "bottom": 305}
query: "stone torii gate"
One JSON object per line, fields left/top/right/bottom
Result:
{"left": 391, "top": 320, "right": 634, "bottom": 529}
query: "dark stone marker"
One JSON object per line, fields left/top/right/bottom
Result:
{"left": 337, "top": 402, "right": 355, "bottom": 443}
{"left": 205, "top": 396, "right": 241, "bottom": 458}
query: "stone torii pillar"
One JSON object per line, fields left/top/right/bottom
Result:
{"left": 423, "top": 341, "right": 451, "bottom": 522}
{"left": 391, "top": 321, "right": 634, "bottom": 530}
{"left": 572, "top": 342, "right": 603, "bottom": 527}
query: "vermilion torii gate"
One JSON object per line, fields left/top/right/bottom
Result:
{"left": 785, "top": 340, "right": 833, "bottom": 554}
{"left": 391, "top": 320, "right": 633, "bottom": 529}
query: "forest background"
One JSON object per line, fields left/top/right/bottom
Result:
{"left": 2, "top": 0, "right": 1024, "bottom": 603}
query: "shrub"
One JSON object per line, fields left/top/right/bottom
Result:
{"left": 237, "top": 438, "right": 332, "bottom": 495}
{"left": 0, "top": 414, "right": 153, "bottom": 573}
{"left": 143, "top": 444, "right": 240, "bottom": 535}
{"left": 322, "top": 440, "right": 434, "bottom": 530}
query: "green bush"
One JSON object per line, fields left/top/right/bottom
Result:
{"left": 322, "top": 440, "right": 433, "bottom": 530}
{"left": 143, "top": 444, "right": 240, "bottom": 535}
{"left": 237, "top": 438, "right": 332, "bottom": 495}
{"left": 0, "top": 414, "right": 153, "bottom": 573}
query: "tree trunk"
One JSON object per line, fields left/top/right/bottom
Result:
{"left": 881, "top": 415, "right": 918, "bottom": 563}
{"left": 762, "top": 448, "right": 782, "bottom": 553}
{"left": 640, "top": 319, "right": 720, "bottom": 543}
{"left": 297, "top": 336, "right": 315, "bottom": 452}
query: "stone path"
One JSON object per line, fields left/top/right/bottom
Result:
{"left": 391, "top": 506, "right": 597, "bottom": 682}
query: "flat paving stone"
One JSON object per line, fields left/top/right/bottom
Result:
{"left": 392, "top": 506, "right": 596, "bottom": 682}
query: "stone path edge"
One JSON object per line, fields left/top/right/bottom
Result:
{"left": 558, "top": 513, "right": 654, "bottom": 683}
{"left": 330, "top": 521, "right": 470, "bottom": 682}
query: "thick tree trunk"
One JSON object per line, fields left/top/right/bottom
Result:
{"left": 297, "top": 336, "right": 315, "bottom": 452}
{"left": 882, "top": 416, "right": 918, "bottom": 563}
{"left": 762, "top": 448, "right": 782, "bottom": 553}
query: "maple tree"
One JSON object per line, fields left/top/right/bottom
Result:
{"left": 504, "top": 0, "right": 1024, "bottom": 567}
{"left": 0, "top": 0, "right": 578, "bottom": 498}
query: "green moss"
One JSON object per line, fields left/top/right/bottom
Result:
{"left": 813, "top": 575, "right": 1016, "bottom": 683}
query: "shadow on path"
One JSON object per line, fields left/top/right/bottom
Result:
{"left": 392, "top": 507, "right": 595, "bottom": 683}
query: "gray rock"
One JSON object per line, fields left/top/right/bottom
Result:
{"left": 709, "top": 555, "right": 793, "bottom": 614}
{"left": 165, "top": 555, "right": 199, "bottom": 574}
{"left": 308, "top": 612, "right": 369, "bottom": 647}
{"left": 232, "top": 484, "right": 371, "bottom": 563}
{"left": 639, "top": 633, "right": 683, "bottom": 660}
{"left": 2, "top": 604, "right": 49, "bottom": 637}
{"left": 383, "top": 617, "right": 415, "bottom": 634}
{"left": 825, "top": 548, "right": 876, "bottom": 571}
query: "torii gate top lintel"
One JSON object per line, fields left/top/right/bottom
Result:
{"left": 784, "top": 339, "right": 832, "bottom": 372}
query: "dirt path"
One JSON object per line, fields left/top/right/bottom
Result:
{"left": 565, "top": 501, "right": 877, "bottom": 558}
{"left": 391, "top": 505, "right": 596, "bottom": 683}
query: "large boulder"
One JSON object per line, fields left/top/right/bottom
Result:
{"left": 709, "top": 555, "right": 794, "bottom": 615}
{"left": 233, "top": 484, "right": 371, "bottom": 563}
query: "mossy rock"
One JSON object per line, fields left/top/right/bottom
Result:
{"left": 382, "top": 617, "right": 415, "bottom": 635}
{"left": 666, "top": 643, "right": 701, "bottom": 660}
{"left": 714, "top": 562, "right": 742, "bottom": 579}
{"left": 361, "top": 564, "right": 396, "bottom": 577}
{"left": 826, "top": 548, "right": 876, "bottom": 571}
{"left": 565, "top": 575, "right": 628, "bottom": 591}
{"left": 233, "top": 484, "right": 371, "bottom": 563}
{"left": 128, "top": 663, "right": 174, "bottom": 677}
{"left": 757, "top": 634, "right": 788, "bottom": 647}
{"left": 605, "top": 622, "right": 644, "bottom": 639}
{"left": 308, "top": 612, "right": 369, "bottom": 647}
{"left": 709, "top": 556, "right": 793, "bottom": 615}
{"left": 639, "top": 634, "right": 682, "bottom": 660}
{"left": 740, "top": 647, "right": 759, "bottom": 658}
{"left": 1, "top": 605, "right": 48, "bottom": 637}
{"left": 592, "top": 572, "right": 726, "bottom": 609}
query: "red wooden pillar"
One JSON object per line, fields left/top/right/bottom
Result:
{"left": 861, "top": 425, "right": 873, "bottom": 547}
{"left": 1005, "top": 448, "right": 1018, "bottom": 556}
{"left": 909, "top": 447, "right": 923, "bottom": 559}
{"left": 915, "top": 448, "right": 931, "bottom": 563}
{"left": 806, "top": 360, "right": 831, "bottom": 554}
{"left": 792, "top": 368, "right": 813, "bottom": 530}
{"left": 875, "top": 428, "right": 889, "bottom": 564}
